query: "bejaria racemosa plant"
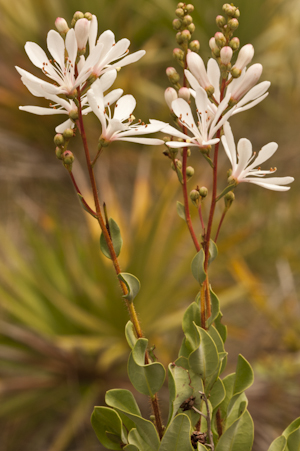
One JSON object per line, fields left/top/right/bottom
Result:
{"left": 17, "top": 3, "right": 298, "bottom": 450}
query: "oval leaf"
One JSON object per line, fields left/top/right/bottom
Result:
{"left": 91, "top": 406, "right": 124, "bottom": 450}
{"left": 128, "top": 338, "right": 166, "bottom": 396}
{"left": 100, "top": 218, "right": 123, "bottom": 259}
{"left": 208, "top": 239, "right": 218, "bottom": 265}
{"left": 191, "top": 250, "right": 206, "bottom": 284}
{"left": 206, "top": 288, "right": 220, "bottom": 328}
{"left": 118, "top": 273, "right": 141, "bottom": 302}
{"left": 215, "top": 410, "right": 254, "bottom": 451}
{"left": 267, "top": 435, "right": 287, "bottom": 451}
{"left": 167, "top": 362, "right": 193, "bottom": 424}
{"left": 158, "top": 414, "right": 194, "bottom": 451}
{"left": 188, "top": 326, "right": 219, "bottom": 382}
{"left": 125, "top": 321, "right": 138, "bottom": 350}
{"left": 177, "top": 201, "right": 186, "bottom": 221}
{"left": 233, "top": 355, "right": 254, "bottom": 397}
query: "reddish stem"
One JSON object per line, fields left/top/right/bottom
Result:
{"left": 214, "top": 209, "right": 227, "bottom": 243}
{"left": 68, "top": 171, "right": 97, "bottom": 217}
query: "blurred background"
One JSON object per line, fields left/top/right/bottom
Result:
{"left": 0, "top": 0, "right": 299, "bottom": 450}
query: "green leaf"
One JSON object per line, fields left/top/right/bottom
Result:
{"left": 214, "top": 313, "right": 227, "bottom": 343}
{"left": 218, "top": 373, "right": 235, "bottom": 424}
{"left": 215, "top": 410, "right": 254, "bottom": 451}
{"left": 167, "top": 362, "right": 193, "bottom": 424}
{"left": 182, "top": 303, "right": 201, "bottom": 353}
{"left": 128, "top": 338, "right": 166, "bottom": 396}
{"left": 197, "top": 445, "right": 209, "bottom": 451}
{"left": 233, "top": 355, "right": 254, "bottom": 397}
{"left": 209, "top": 378, "right": 226, "bottom": 411}
{"left": 287, "top": 427, "right": 300, "bottom": 451}
{"left": 188, "top": 326, "right": 219, "bottom": 382}
{"left": 128, "top": 428, "right": 156, "bottom": 451}
{"left": 158, "top": 414, "right": 194, "bottom": 451}
{"left": 206, "top": 288, "right": 220, "bottom": 328}
{"left": 282, "top": 417, "right": 300, "bottom": 439}
{"left": 100, "top": 218, "right": 123, "bottom": 258}
{"left": 207, "top": 326, "right": 227, "bottom": 377}
{"left": 191, "top": 250, "right": 206, "bottom": 284}
{"left": 226, "top": 393, "right": 248, "bottom": 429}
{"left": 77, "top": 193, "right": 98, "bottom": 218}
{"left": 177, "top": 201, "right": 186, "bottom": 221}
{"left": 91, "top": 406, "right": 125, "bottom": 450}
{"left": 208, "top": 240, "right": 218, "bottom": 265}
{"left": 124, "top": 445, "right": 139, "bottom": 451}
{"left": 118, "top": 273, "right": 141, "bottom": 302}
{"left": 105, "top": 389, "right": 160, "bottom": 451}
{"left": 125, "top": 321, "right": 138, "bottom": 350}
{"left": 267, "top": 436, "right": 287, "bottom": 451}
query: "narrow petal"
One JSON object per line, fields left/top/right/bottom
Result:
{"left": 108, "top": 50, "right": 145, "bottom": 70}
{"left": 207, "top": 58, "right": 220, "bottom": 102}
{"left": 247, "top": 142, "right": 278, "bottom": 170}
{"left": 116, "top": 137, "right": 165, "bottom": 145}
{"left": 184, "top": 69, "right": 201, "bottom": 92}
{"left": 47, "top": 30, "right": 65, "bottom": 69}
{"left": 100, "top": 38, "right": 130, "bottom": 67}
{"left": 243, "top": 177, "right": 294, "bottom": 191}
{"left": 65, "top": 29, "right": 78, "bottom": 65}
{"left": 19, "top": 105, "right": 68, "bottom": 115}
{"left": 87, "top": 89, "right": 106, "bottom": 131}
{"left": 234, "top": 138, "right": 253, "bottom": 178}
{"left": 25, "top": 42, "right": 48, "bottom": 68}
{"left": 161, "top": 124, "right": 191, "bottom": 140}
{"left": 56, "top": 119, "right": 74, "bottom": 133}
{"left": 113, "top": 95, "right": 136, "bottom": 121}
{"left": 89, "top": 15, "right": 98, "bottom": 51}
{"left": 222, "top": 122, "right": 236, "bottom": 166}
{"left": 232, "top": 93, "right": 269, "bottom": 115}
{"left": 99, "top": 70, "right": 117, "bottom": 92}
{"left": 235, "top": 81, "right": 270, "bottom": 109}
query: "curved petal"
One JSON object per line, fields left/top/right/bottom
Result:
{"left": 25, "top": 42, "right": 48, "bottom": 68}
{"left": 97, "top": 30, "right": 115, "bottom": 48}
{"left": 19, "top": 105, "right": 68, "bottom": 115}
{"left": 243, "top": 177, "right": 294, "bottom": 191}
{"left": 65, "top": 29, "right": 78, "bottom": 65}
{"left": 113, "top": 95, "right": 136, "bottom": 121}
{"left": 116, "top": 137, "right": 165, "bottom": 145}
{"left": 89, "top": 15, "right": 98, "bottom": 51}
{"left": 47, "top": 30, "right": 65, "bottom": 69}
{"left": 104, "top": 88, "right": 123, "bottom": 106}
{"left": 184, "top": 69, "right": 201, "bottom": 92}
{"left": 172, "top": 98, "right": 197, "bottom": 131}
{"left": 56, "top": 118, "right": 74, "bottom": 133}
{"left": 99, "top": 70, "right": 117, "bottom": 92}
{"left": 207, "top": 58, "right": 220, "bottom": 102}
{"left": 232, "top": 93, "right": 269, "bottom": 115}
{"left": 87, "top": 89, "right": 106, "bottom": 131}
{"left": 247, "top": 142, "right": 278, "bottom": 170}
{"left": 108, "top": 50, "right": 145, "bottom": 70}
{"left": 161, "top": 124, "right": 191, "bottom": 140}
{"left": 234, "top": 138, "right": 253, "bottom": 178}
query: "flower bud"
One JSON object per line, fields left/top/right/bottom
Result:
{"left": 216, "top": 15, "right": 226, "bottom": 28}
{"left": 224, "top": 191, "right": 235, "bottom": 208}
{"left": 228, "top": 18, "right": 239, "bottom": 31}
{"left": 166, "top": 67, "right": 180, "bottom": 83}
{"left": 187, "top": 52, "right": 214, "bottom": 93}
{"left": 222, "top": 3, "right": 237, "bottom": 17}
{"left": 230, "top": 63, "right": 263, "bottom": 102}
{"left": 175, "top": 8, "right": 185, "bottom": 18}
{"left": 214, "top": 32, "right": 226, "bottom": 48}
{"left": 84, "top": 12, "right": 93, "bottom": 20}
{"left": 220, "top": 46, "right": 233, "bottom": 65}
{"left": 190, "top": 189, "right": 200, "bottom": 202}
{"left": 189, "top": 40, "right": 200, "bottom": 52}
{"left": 234, "top": 9, "right": 240, "bottom": 19}
{"left": 178, "top": 87, "right": 190, "bottom": 102}
{"left": 165, "top": 87, "right": 178, "bottom": 110}
{"left": 181, "top": 147, "right": 191, "bottom": 157}
{"left": 173, "top": 18, "right": 182, "bottom": 30}
{"left": 232, "top": 44, "right": 254, "bottom": 74}
{"left": 181, "top": 29, "right": 191, "bottom": 42}
{"left": 186, "top": 4, "right": 194, "bottom": 13}
{"left": 229, "top": 37, "right": 240, "bottom": 51}
{"left": 73, "top": 11, "right": 84, "bottom": 21}
{"left": 209, "top": 37, "right": 220, "bottom": 57}
{"left": 182, "top": 15, "right": 193, "bottom": 26}
{"left": 187, "top": 23, "right": 195, "bottom": 34}
{"left": 173, "top": 47, "right": 184, "bottom": 60}
{"left": 63, "top": 150, "right": 75, "bottom": 166}
{"left": 171, "top": 159, "right": 182, "bottom": 170}
{"left": 186, "top": 166, "right": 194, "bottom": 178}
{"left": 55, "top": 146, "right": 64, "bottom": 160}
{"left": 176, "top": 32, "right": 184, "bottom": 45}
{"left": 55, "top": 17, "right": 69, "bottom": 34}
{"left": 69, "top": 109, "right": 78, "bottom": 121}
{"left": 75, "top": 18, "right": 90, "bottom": 51}
{"left": 199, "top": 186, "right": 208, "bottom": 198}
{"left": 54, "top": 134, "right": 64, "bottom": 147}
{"left": 177, "top": 2, "right": 185, "bottom": 7}
{"left": 63, "top": 128, "right": 74, "bottom": 139}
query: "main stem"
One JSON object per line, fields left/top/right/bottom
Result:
{"left": 76, "top": 87, "right": 163, "bottom": 439}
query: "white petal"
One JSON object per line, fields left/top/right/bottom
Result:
{"left": 172, "top": 98, "right": 197, "bottom": 131}
{"left": 98, "top": 30, "right": 115, "bottom": 48}
{"left": 99, "top": 70, "right": 117, "bottom": 92}
{"left": 19, "top": 105, "right": 68, "bottom": 115}
{"left": 108, "top": 50, "right": 145, "bottom": 70}
{"left": 235, "top": 138, "right": 253, "bottom": 178}
{"left": 104, "top": 88, "right": 123, "bottom": 106}
{"left": 243, "top": 177, "right": 294, "bottom": 191}
{"left": 247, "top": 142, "right": 278, "bottom": 170}
{"left": 25, "top": 42, "right": 48, "bottom": 68}
{"left": 232, "top": 93, "right": 269, "bottom": 115}
{"left": 221, "top": 122, "right": 236, "bottom": 167}
{"left": 89, "top": 15, "right": 98, "bottom": 51}
{"left": 47, "top": 30, "right": 65, "bottom": 70}
{"left": 187, "top": 51, "right": 211, "bottom": 89}
{"left": 207, "top": 58, "right": 220, "bottom": 102}
{"left": 235, "top": 81, "right": 270, "bottom": 109}
{"left": 161, "top": 124, "right": 191, "bottom": 140}
{"left": 184, "top": 69, "right": 201, "bottom": 92}
{"left": 56, "top": 119, "right": 74, "bottom": 133}
{"left": 116, "top": 137, "right": 165, "bottom": 145}
{"left": 65, "top": 29, "right": 78, "bottom": 65}
{"left": 87, "top": 89, "right": 106, "bottom": 131}
{"left": 113, "top": 95, "right": 136, "bottom": 121}
{"left": 100, "top": 38, "right": 130, "bottom": 68}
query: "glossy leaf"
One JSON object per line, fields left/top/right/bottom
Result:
{"left": 282, "top": 417, "right": 300, "bottom": 439}
{"left": 100, "top": 218, "right": 123, "bottom": 259}
{"left": 118, "top": 273, "right": 141, "bottom": 302}
{"left": 105, "top": 389, "right": 160, "bottom": 451}
{"left": 128, "top": 338, "right": 166, "bottom": 396}
{"left": 191, "top": 250, "right": 206, "bottom": 285}
{"left": 167, "top": 362, "right": 193, "bottom": 424}
{"left": 188, "top": 326, "right": 219, "bottom": 382}
{"left": 125, "top": 321, "right": 138, "bottom": 350}
{"left": 287, "top": 427, "right": 300, "bottom": 451}
{"left": 209, "top": 378, "right": 226, "bottom": 411}
{"left": 226, "top": 393, "right": 248, "bottom": 429}
{"left": 91, "top": 406, "right": 125, "bottom": 450}
{"left": 233, "top": 355, "right": 254, "bottom": 397}
{"left": 158, "top": 414, "right": 194, "bottom": 451}
{"left": 218, "top": 373, "right": 235, "bottom": 425}
{"left": 206, "top": 288, "right": 220, "bottom": 328}
{"left": 177, "top": 201, "right": 186, "bottom": 221}
{"left": 215, "top": 410, "right": 254, "bottom": 451}
{"left": 267, "top": 436, "right": 287, "bottom": 451}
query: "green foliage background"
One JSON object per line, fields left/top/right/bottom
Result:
{"left": 0, "top": 0, "right": 299, "bottom": 450}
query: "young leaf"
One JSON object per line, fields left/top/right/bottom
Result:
{"left": 128, "top": 338, "right": 166, "bottom": 396}
{"left": 214, "top": 312, "right": 227, "bottom": 343}
{"left": 233, "top": 355, "right": 254, "bottom": 397}
{"left": 167, "top": 362, "right": 193, "bottom": 424}
{"left": 209, "top": 377, "right": 226, "bottom": 412}
{"left": 206, "top": 288, "right": 220, "bottom": 328}
{"left": 91, "top": 406, "right": 125, "bottom": 450}
{"left": 118, "top": 273, "right": 141, "bottom": 302}
{"left": 208, "top": 240, "right": 218, "bottom": 265}
{"left": 125, "top": 321, "right": 138, "bottom": 350}
{"left": 267, "top": 436, "right": 287, "bottom": 451}
{"left": 182, "top": 303, "right": 201, "bottom": 353}
{"left": 105, "top": 389, "right": 141, "bottom": 417}
{"left": 191, "top": 250, "right": 206, "bottom": 284}
{"left": 177, "top": 201, "right": 186, "bottom": 221}
{"left": 188, "top": 326, "right": 219, "bottom": 382}
{"left": 215, "top": 410, "right": 254, "bottom": 451}
{"left": 286, "top": 426, "right": 300, "bottom": 451}
{"left": 100, "top": 218, "right": 123, "bottom": 259}
{"left": 158, "top": 414, "right": 194, "bottom": 451}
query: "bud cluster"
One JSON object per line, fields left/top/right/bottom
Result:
{"left": 55, "top": 11, "right": 93, "bottom": 55}
{"left": 54, "top": 129, "right": 75, "bottom": 171}
{"left": 172, "top": 3, "right": 199, "bottom": 67}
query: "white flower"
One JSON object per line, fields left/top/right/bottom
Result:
{"left": 232, "top": 44, "right": 254, "bottom": 74}
{"left": 222, "top": 122, "right": 294, "bottom": 191}
{"left": 164, "top": 87, "right": 178, "bottom": 110}
{"left": 16, "top": 28, "right": 104, "bottom": 97}
{"left": 87, "top": 86, "right": 164, "bottom": 145}
{"left": 164, "top": 87, "right": 235, "bottom": 149}
{"left": 74, "top": 18, "right": 90, "bottom": 51}
{"left": 18, "top": 70, "right": 123, "bottom": 133}
{"left": 87, "top": 15, "right": 145, "bottom": 78}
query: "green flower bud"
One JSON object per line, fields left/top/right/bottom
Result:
{"left": 173, "top": 47, "right": 184, "bottom": 60}
{"left": 216, "top": 15, "right": 226, "bottom": 28}
{"left": 171, "top": 159, "right": 182, "bottom": 170}
{"left": 189, "top": 39, "right": 200, "bottom": 52}
{"left": 187, "top": 23, "right": 195, "bottom": 34}
{"left": 177, "top": 2, "right": 185, "bottom": 8}
{"left": 224, "top": 191, "right": 235, "bottom": 208}
{"left": 228, "top": 18, "right": 239, "bottom": 31}
{"left": 176, "top": 32, "right": 184, "bottom": 45}
{"left": 227, "top": 168, "right": 232, "bottom": 178}
{"left": 186, "top": 166, "right": 194, "bottom": 178}
{"left": 69, "top": 109, "right": 78, "bottom": 121}
{"left": 181, "top": 29, "right": 191, "bottom": 42}
{"left": 150, "top": 415, "right": 156, "bottom": 422}
{"left": 63, "top": 150, "right": 75, "bottom": 165}
{"left": 55, "top": 146, "right": 64, "bottom": 160}
{"left": 182, "top": 15, "right": 193, "bottom": 26}
{"left": 166, "top": 67, "right": 180, "bottom": 83}
{"left": 222, "top": 3, "right": 236, "bottom": 18}
{"left": 84, "top": 12, "right": 93, "bottom": 20}
{"left": 231, "top": 67, "right": 241, "bottom": 78}
{"left": 169, "top": 147, "right": 178, "bottom": 157}
{"left": 175, "top": 8, "right": 185, "bottom": 18}
{"left": 229, "top": 37, "right": 240, "bottom": 51}
{"left": 63, "top": 128, "right": 74, "bottom": 139}
{"left": 186, "top": 4, "right": 194, "bottom": 13}
{"left": 190, "top": 189, "right": 200, "bottom": 202}
{"left": 73, "top": 11, "right": 84, "bottom": 21}
{"left": 180, "top": 147, "right": 191, "bottom": 157}
{"left": 234, "top": 8, "right": 240, "bottom": 19}
{"left": 54, "top": 133, "right": 64, "bottom": 147}
{"left": 173, "top": 18, "right": 182, "bottom": 30}
{"left": 98, "top": 137, "right": 110, "bottom": 148}
{"left": 214, "top": 32, "right": 226, "bottom": 48}
{"left": 199, "top": 186, "right": 208, "bottom": 198}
